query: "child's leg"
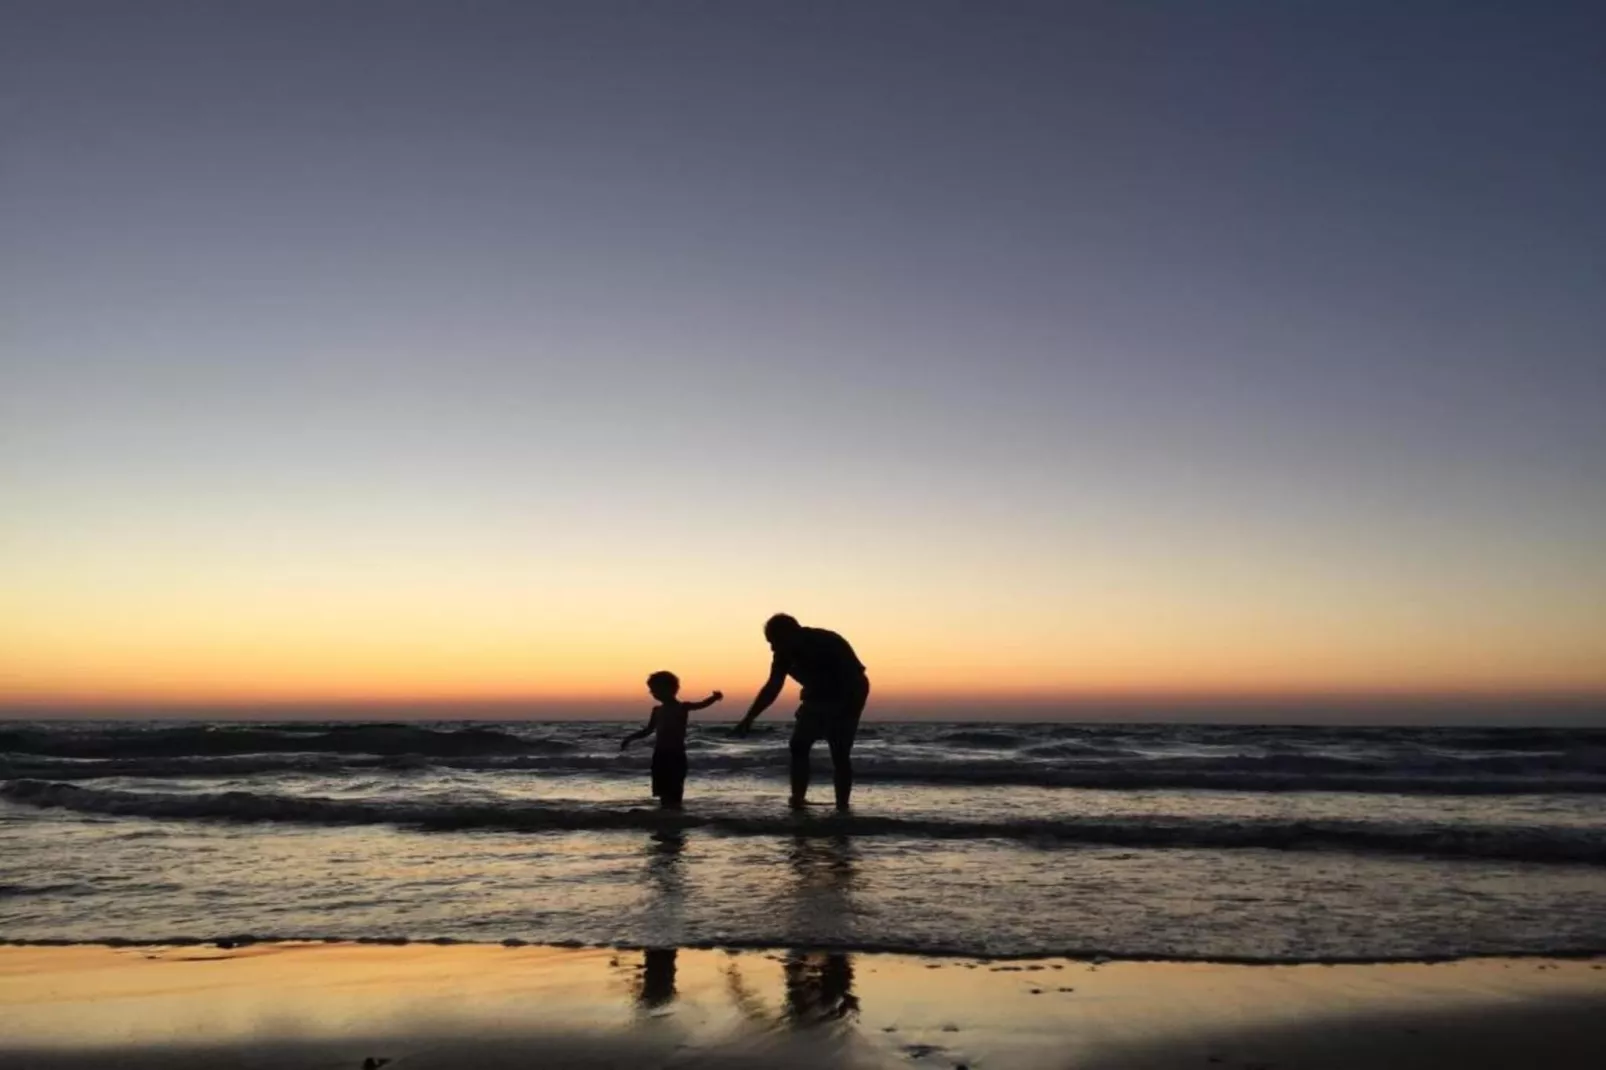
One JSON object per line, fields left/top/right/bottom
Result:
{"left": 672, "top": 754, "right": 687, "bottom": 808}
{"left": 657, "top": 752, "right": 687, "bottom": 809}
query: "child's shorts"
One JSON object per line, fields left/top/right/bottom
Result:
{"left": 651, "top": 749, "right": 687, "bottom": 804}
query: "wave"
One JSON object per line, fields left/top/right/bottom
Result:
{"left": 5, "top": 749, "right": 1602, "bottom": 794}
{"left": 5, "top": 721, "right": 1602, "bottom": 796}
{"left": 852, "top": 750, "right": 1606, "bottom": 793}
{"left": 932, "top": 729, "right": 1024, "bottom": 748}
{"left": 5, "top": 779, "right": 1602, "bottom": 866}
{"left": 0, "top": 723, "right": 568, "bottom": 760}
{"left": 0, "top": 753, "right": 430, "bottom": 781}
{"left": 1020, "top": 741, "right": 1140, "bottom": 759}
{"left": 0, "top": 881, "right": 94, "bottom": 898}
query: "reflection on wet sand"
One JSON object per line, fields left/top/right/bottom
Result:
{"left": 782, "top": 834, "right": 861, "bottom": 1026}
{"left": 638, "top": 947, "right": 677, "bottom": 1009}
{"left": 783, "top": 950, "right": 858, "bottom": 1025}
{"left": 713, "top": 832, "right": 864, "bottom": 1030}
{"left": 634, "top": 829, "right": 687, "bottom": 1010}
{"left": 778, "top": 832, "right": 861, "bottom": 1027}
{"left": 3, "top": 944, "right": 1604, "bottom": 1070}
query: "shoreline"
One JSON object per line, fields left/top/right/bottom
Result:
{"left": 3, "top": 943, "right": 1604, "bottom": 1068}
{"left": 5, "top": 935, "right": 1606, "bottom": 967}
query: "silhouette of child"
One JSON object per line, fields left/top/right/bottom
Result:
{"left": 621, "top": 672, "right": 722, "bottom": 809}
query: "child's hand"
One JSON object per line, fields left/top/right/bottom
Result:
{"left": 619, "top": 738, "right": 630, "bottom": 751}
{"left": 711, "top": 690, "right": 723, "bottom": 702}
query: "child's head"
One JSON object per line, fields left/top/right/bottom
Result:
{"left": 646, "top": 671, "right": 680, "bottom": 702}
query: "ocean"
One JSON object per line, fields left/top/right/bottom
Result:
{"left": 3, "top": 719, "right": 1603, "bottom": 962}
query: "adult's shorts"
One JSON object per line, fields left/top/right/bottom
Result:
{"left": 792, "top": 677, "right": 871, "bottom": 755}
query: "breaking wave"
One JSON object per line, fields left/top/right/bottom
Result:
{"left": 5, "top": 779, "right": 1602, "bottom": 866}
{"left": 4, "top": 721, "right": 1603, "bottom": 796}
{"left": 4, "top": 751, "right": 1602, "bottom": 794}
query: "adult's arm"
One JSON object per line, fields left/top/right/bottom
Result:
{"left": 734, "top": 660, "right": 787, "bottom": 736}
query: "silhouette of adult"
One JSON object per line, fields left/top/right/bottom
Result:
{"left": 735, "top": 613, "right": 869, "bottom": 810}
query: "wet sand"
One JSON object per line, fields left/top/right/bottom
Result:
{"left": 1, "top": 943, "right": 1602, "bottom": 1068}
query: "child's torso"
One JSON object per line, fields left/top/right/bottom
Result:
{"left": 655, "top": 704, "right": 690, "bottom": 751}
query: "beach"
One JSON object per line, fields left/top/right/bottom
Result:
{"left": 2, "top": 942, "right": 1603, "bottom": 1068}
{"left": 5, "top": 719, "right": 1605, "bottom": 1066}
{"left": 7, "top": 0, "right": 1604, "bottom": 1063}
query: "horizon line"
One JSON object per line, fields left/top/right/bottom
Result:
{"left": 4, "top": 689, "right": 1603, "bottom": 725}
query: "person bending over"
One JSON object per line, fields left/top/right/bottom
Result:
{"left": 735, "top": 614, "right": 869, "bottom": 810}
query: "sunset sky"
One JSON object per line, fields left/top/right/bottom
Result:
{"left": 3, "top": 3, "right": 1603, "bottom": 717}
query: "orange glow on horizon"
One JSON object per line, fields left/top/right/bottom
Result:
{"left": 6, "top": 589, "right": 1606, "bottom": 709}
{"left": 5, "top": 651, "right": 1604, "bottom": 711}
{"left": 5, "top": 498, "right": 1603, "bottom": 713}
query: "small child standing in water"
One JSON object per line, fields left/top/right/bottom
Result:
{"left": 621, "top": 672, "right": 722, "bottom": 809}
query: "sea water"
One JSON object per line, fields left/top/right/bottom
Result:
{"left": 3, "top": 719, "right": 1603, "bottom": 961}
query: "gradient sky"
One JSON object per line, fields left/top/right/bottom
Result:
{"left": 3, "top": 2, "right": 1603, "bottom": 716}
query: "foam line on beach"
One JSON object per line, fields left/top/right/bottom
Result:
{"left": 5, "top": 751, "right": 1602, "bottom": 794}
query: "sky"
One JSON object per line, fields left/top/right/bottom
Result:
{"left": 2, "top": 2, "right": 1603, "bottom": 719}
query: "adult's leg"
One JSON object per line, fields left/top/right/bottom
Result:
{"left": 825, "top": 681, "right": 869, "bottom": 811}
{"left": 790, "top": 705, "right": 824, "bottom": 807}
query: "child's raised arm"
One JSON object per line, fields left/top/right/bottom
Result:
{"left": 621, "top": 709, "right": 659, "bottom": 750}
{"left": 685, "top": 691, "right": 724, "bottom": 712}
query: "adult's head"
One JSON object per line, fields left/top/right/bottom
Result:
{"left": 764, "top": 612, "right": 802, "bottom": 650}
